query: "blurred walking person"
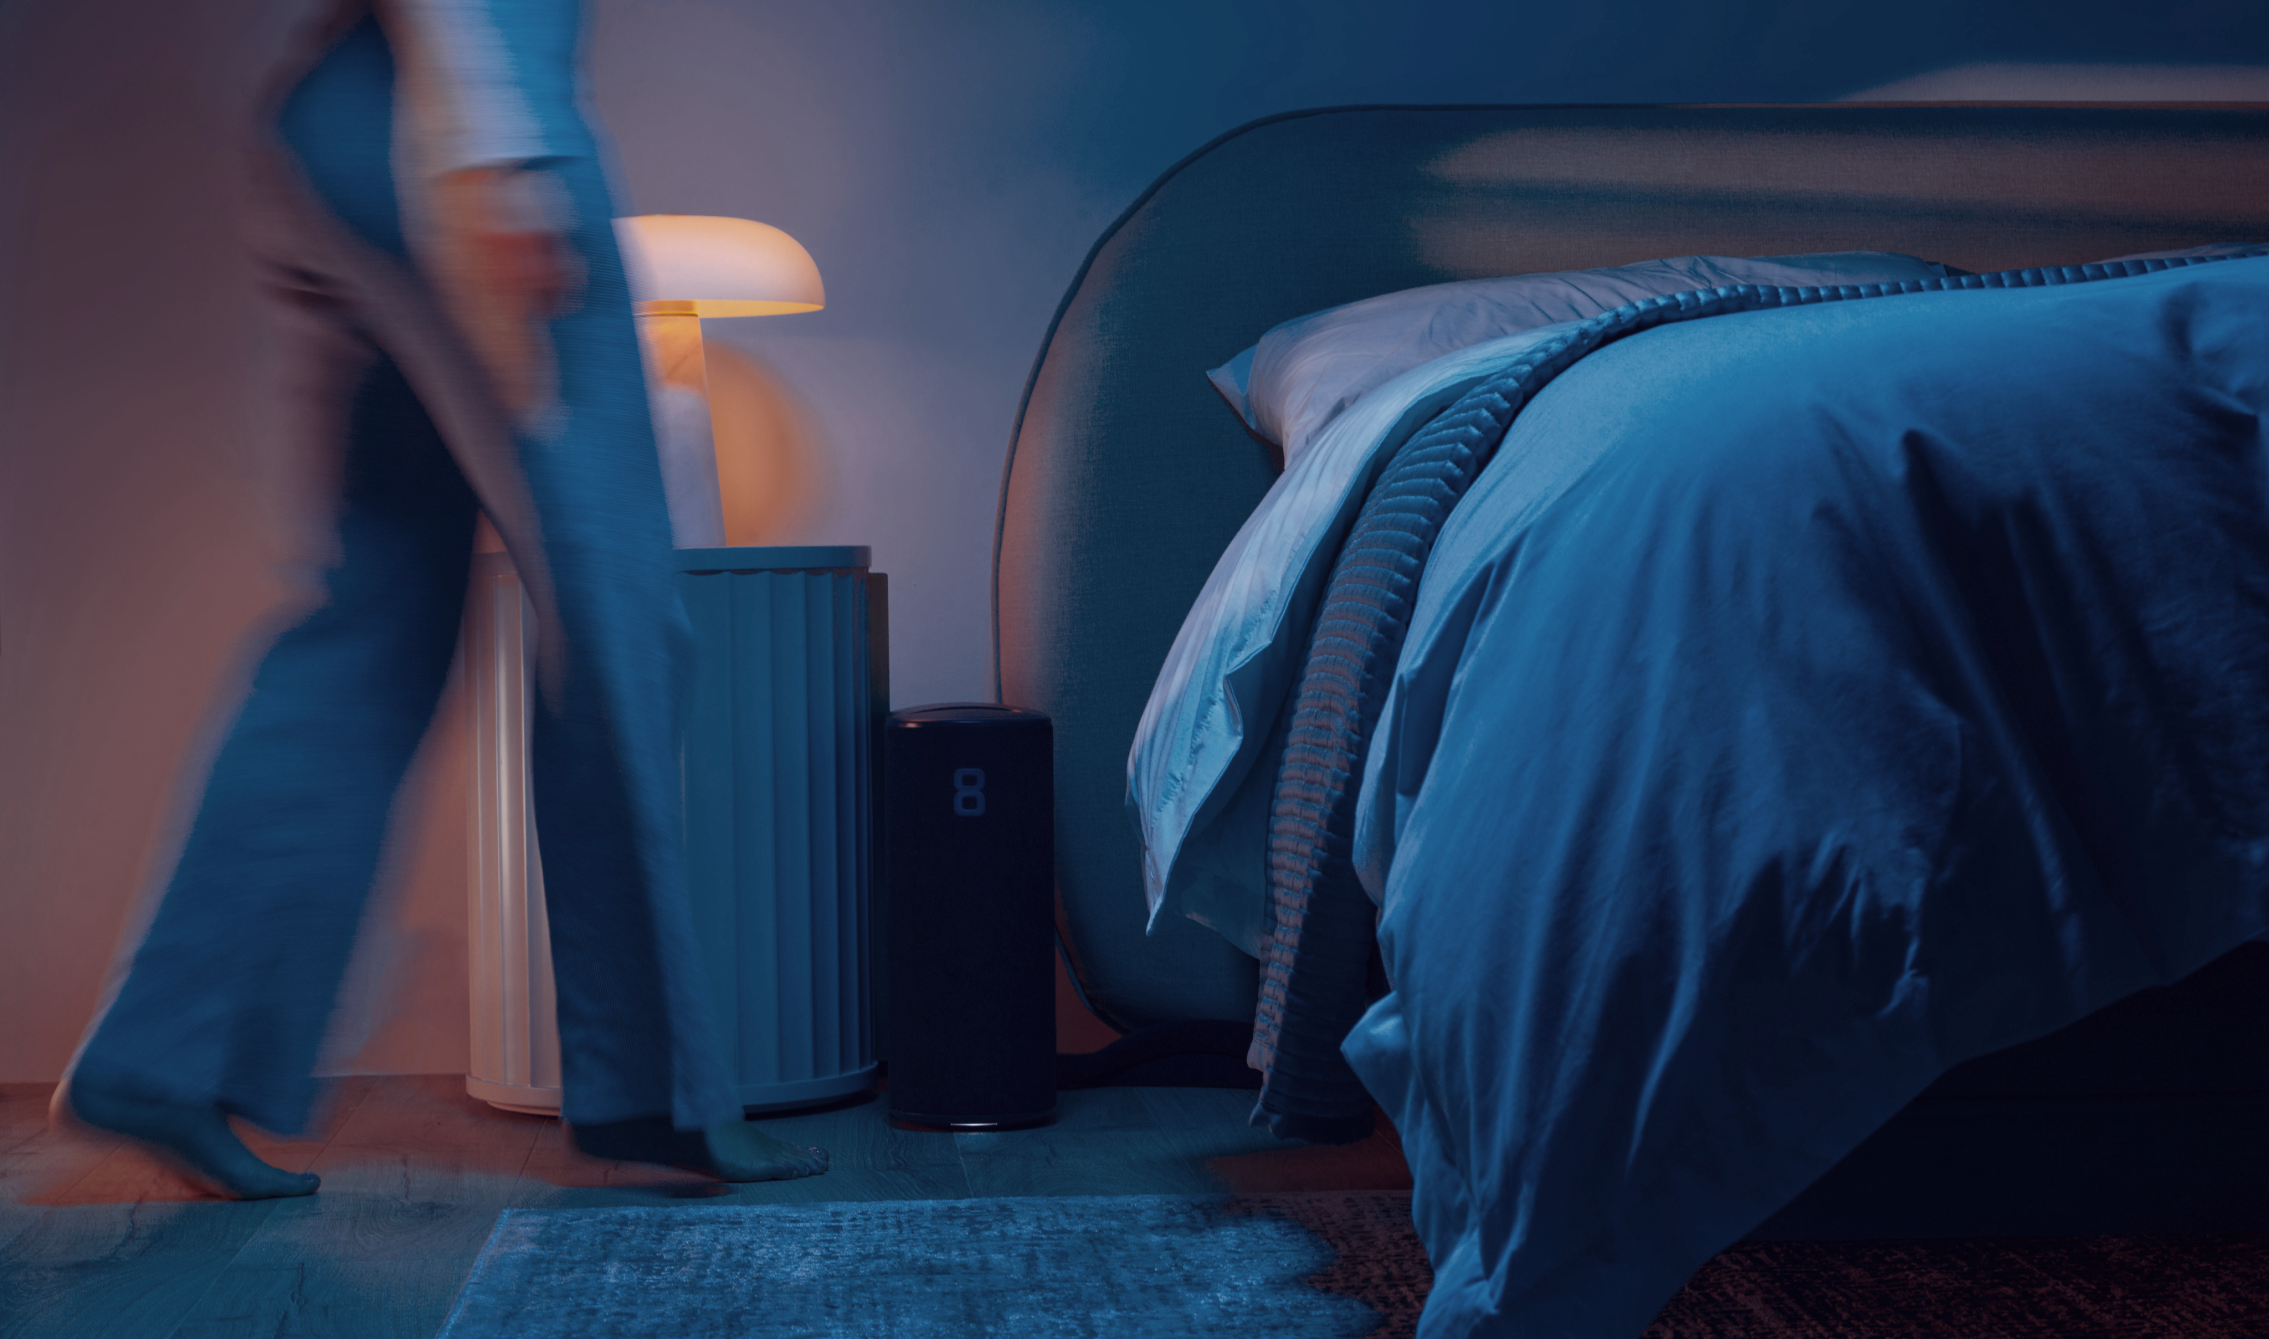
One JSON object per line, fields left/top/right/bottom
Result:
{"left": 53, "top": 0, "right": 826, "bottom": 1198}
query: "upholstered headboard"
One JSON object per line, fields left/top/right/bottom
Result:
{"left": 995, "top": 104, "right": 2269, "bottom": 1035}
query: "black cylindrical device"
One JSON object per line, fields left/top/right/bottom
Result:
{"left": 882, "top": 703, "right": 1056, "bottom": 1129}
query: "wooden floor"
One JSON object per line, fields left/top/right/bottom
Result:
{"left": 0, "top": 1076, "right": 1412, "bottom": 1338}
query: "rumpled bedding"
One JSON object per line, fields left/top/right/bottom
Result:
{"left": 1136, "top": 330, "right": 1529, "bottom": 955}
{"left": 1334, "top": 254, "right": 2269, "bottom": 1336}
{"left": 1135, "top": 253, "right": 1953, "bottom": 960}
{"left": 1205, "top": 252, "right": 1952, "bottom": 469}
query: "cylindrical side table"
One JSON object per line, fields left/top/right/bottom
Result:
{"left": 464, "top": 546, "right": 887, "bottom": 1115}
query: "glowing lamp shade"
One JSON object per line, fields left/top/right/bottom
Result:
{"left": 614, "top": 214, "right": 825, "bottom": 317}
{"left": 614, "top": 214, "right": 823, "bottom": 548}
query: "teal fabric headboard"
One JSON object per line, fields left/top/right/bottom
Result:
{"left": 995, "top": 103, "right": 2269, "bottom": 1035}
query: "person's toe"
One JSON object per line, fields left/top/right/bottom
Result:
{"left": 61, "top": 1084, "right": 317, "bottom": 1201}
{"left": 703, "top": 1122, "right": 830, "bottom": 1182}
{"left": 243, "top": 1168, "right": 321, "bottom": 1200}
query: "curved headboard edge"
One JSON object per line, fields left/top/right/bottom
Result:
{"left": 986, "top": 97, "right": 2269, "bottom": 693}
{"left": 986, "top": 101, "right": 1607, "bottom": 697}
{"left": 996, "top": 102, "right": 2269, "bottom": 1034}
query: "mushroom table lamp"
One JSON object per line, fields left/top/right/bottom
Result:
{"left": 614, "top": 214, "right": 826, "bottom": 547}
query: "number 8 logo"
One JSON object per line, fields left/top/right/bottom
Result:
{"left": 952, "top": 768, "right": 986, "bottom": 817}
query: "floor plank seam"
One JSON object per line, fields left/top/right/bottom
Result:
{"left": 149, "top": 1203, "right": 280, "bottom": 1339}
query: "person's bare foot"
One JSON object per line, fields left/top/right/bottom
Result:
{"left": 571, "top": 1114, "right": 828, "bottom": 1182}
{"left": 54, "top": 1082, "right": 319, "bottom": 1200}
{"left": 701, "top": 1121, "right": 829, "bottom": 1182}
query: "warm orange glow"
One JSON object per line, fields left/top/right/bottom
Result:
{"left": 688, "top": 299, "right": 825, "bottom": 317}
{"left": 640, "top": 309, "right": 711, "bottom": 389}
{"left": 703, "top": 343, "right": 823, "bottom": 545}
{"left": 615, "top": 215, "right": 826, "bottom": 315}
{"left": 638, "top": 298, "right": 825, "bottom": 317}
{"left": 613, "top": 217, "right": 824, "bottom": 546}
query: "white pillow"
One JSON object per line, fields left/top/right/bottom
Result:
{"left": 1139, "top": 334, "right": 1536, "bottom": 955}
{"left": 1208, "top": 252, "right": 1953, "bottom": 471}
{"left": 1146, "top": 251, "right": 1955, "bottom": 954}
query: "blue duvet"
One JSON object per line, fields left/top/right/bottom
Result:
{"left": 1338, "top": 256, "right": 2269, "bottom": 1337}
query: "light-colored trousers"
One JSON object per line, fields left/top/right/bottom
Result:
{"left": 71, "top": 13, "right": 741, "bottom": 1135}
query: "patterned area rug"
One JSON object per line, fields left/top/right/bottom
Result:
{"left": 439, "top": 1190, "right": 2269, "bottom": 1339}
{"left": 1655, "top": 1234, "right": 2269, "bottom": 1338}
{"left": 439, "top": 1194, "right": 1400, "bottom": 1339}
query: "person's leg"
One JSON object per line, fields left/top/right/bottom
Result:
{"left": 235, "top": 12, "right": 818, "bottom": 1181}
{"left": 67, "top": 348, "right": 479, "bottom": 1196}
{"left": 61, "top": 20, "right": 482, "bottom": 1199}
{"left": 253, "top": 14, "right": 734, "bottom": 1138}
{"left": 508, "top": 155, "right": 822, "bottom": 1180}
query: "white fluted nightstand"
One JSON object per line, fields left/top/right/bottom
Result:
{"left": 464, "top": 545, "right": 887, "bottom": 1114}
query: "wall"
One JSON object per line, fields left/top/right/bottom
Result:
{"left": 4, "top": 0, "right": 2266, "bottom": 1084}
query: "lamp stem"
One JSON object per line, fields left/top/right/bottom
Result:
{"left": 637, "top": 309, "right": 728, "bottom": 547}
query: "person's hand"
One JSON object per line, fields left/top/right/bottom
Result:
{"left": 429, "top": 166, "right": 582, "bottom": 414}
{"left": 435, "top": 167, "right": 580, "bottom": 318}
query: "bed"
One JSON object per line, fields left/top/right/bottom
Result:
{"left": 994, "top": 105, "right": 2269, "bottom": 1336}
